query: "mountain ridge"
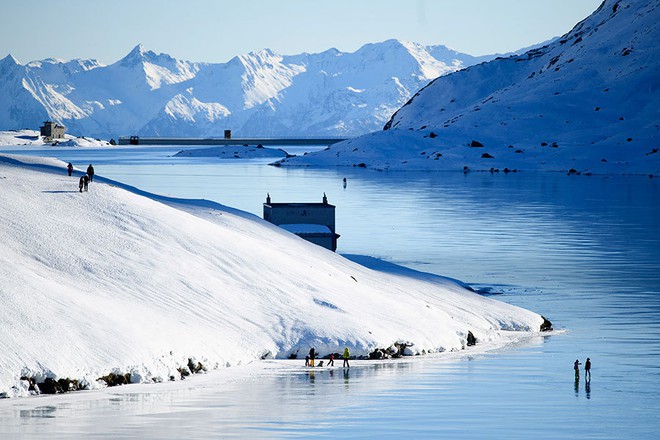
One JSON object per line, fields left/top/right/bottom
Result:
{"left": 0, "top": 40, "right": 517, "bottom": 139}
{"left": 277, "top": 0, "right": 659, "bottom": 175}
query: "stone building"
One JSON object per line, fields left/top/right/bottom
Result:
{"left": 263, "top": 193, "right": 340, "bottom": 251}
{"left": 40, "top": 121, "right": 65, "bottom": 141}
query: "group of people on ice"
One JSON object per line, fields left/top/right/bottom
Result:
{"left": 305, "top": 347, "right": 351, "bottom": 369}
{"left": 574, "top": 357, "right": 592, "bottom": 380}
{"left": 67, "top": 163, "right": 95, "bottom": 192}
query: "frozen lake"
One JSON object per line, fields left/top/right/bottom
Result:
{"left": 1, "top": 145, "right": 659, "bottom": 439}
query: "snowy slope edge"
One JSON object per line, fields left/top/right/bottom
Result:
{"left": 276, "top": 0, "right": 660, "bottom": 174}
{"left": 0, "top": 154, "right": 547, "bottom": 398}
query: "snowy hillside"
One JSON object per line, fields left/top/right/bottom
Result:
{"left": 0, "top": 154, "right": 546, "bottom": 398}
{"left": 0, "top": 129, "right": 113, "bottom": 147}
{"left": 0, "top": 41, "right": 495, "bottom": 140}
{"left": 278, "top": 0, "right": 660, "bottom": 175}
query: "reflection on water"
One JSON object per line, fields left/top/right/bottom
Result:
{"left": 1, "top": 146, "right": 659, "bottom": 439}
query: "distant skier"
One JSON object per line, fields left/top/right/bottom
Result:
{"left": 342, "top": 177, "right": 347, "bottom": 188}
{"left": 343, "top": 347, "right": 350, "bottom": 368}
{"left": 67, "top": 162, "right": 73, "bottom": 176}
{"left": 574, "top": 359, "right": 581, "bottom": 379}
{"left": 585, "top": 358, "right": 592, "bottom": 380}
{"left": 309, "top": 347, "right": 316, "bottom": 367}
{"left": 86, "top": 164, "right": 95, "bottom": 182}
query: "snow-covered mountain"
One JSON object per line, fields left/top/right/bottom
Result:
{"left": 0, "top": 154, "right": 546, "bottom": 397}
{"left": 0, "top": 41, "right": 496, "bottom": 139}
{"left": 279, "top": 0, "right": 659, "bottom": 175}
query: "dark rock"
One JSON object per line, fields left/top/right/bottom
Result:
{"left": 98, "top": 372, "right": 132, "bottom": 387}
{"left": 540, "top": 316, "right": 553, "bottom": 332}
{"left": 469, "top": 140, "right": 484, "bottom": 147}
{"left": 467, "top": 331, "right": 477, "bottom": 346}
{"left": 369, "top": 349, "right": 387, "bottom": 360}
{"left": 37, "top": 378, "right": 77, "bottom": 394}
{"left": 481, "top": 153, "right": 494, "bottom": 159}
{"left": 38, "top": 378, "right": 61, "bottom": 394}
{"left": 187, "top": 358, "right": 206, "bottom": 374}
{"left": 19, "top": 376, "right": 38, "bottom": 393}
{"left": 429, "top": 132, "right": 437, "bottom": 138}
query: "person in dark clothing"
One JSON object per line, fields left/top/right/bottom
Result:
{"left": 309, "top": 348, "right": 316, "bottom": 367}
{"left": 86, "top": 164, "right": 95, "bottom": 182}
{"left": 585, "top": 358, "right": 592, "bottom": 380}
{"left": 79, "top": 175, "right": 89, "bottom": 192}
{"left": 305, "top": 355, "right": 310, "bottom": 367}
{"left": 328, "top": 353, "right": 334, "bottom": 366}
{"left": 574, "top": 359, "right": 581, "bottom": 379}
{"left": 67, "top": 163, "right": 73, "bottom": 176}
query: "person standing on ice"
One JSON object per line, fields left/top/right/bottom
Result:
{"left": 585, "top": 358, "right": 592, "bottom": 380}
{"left": 328, "top": 353, "right": 334, "bottom": 366}
{"left": 67, "top": 162, "right": 73, "bottom": 176}
{"left": 574, "top": 359, "right": 581, "bottom": 379}
{"left": 309, "top": 347, "right": 316, "bottom": 367}
{"left": 86, "top": 164, "right": 95, "bottom": 182}
{"left": 343, "top": 347, "right": 350, "bottom": 368}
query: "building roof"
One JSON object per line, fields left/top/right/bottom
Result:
{"left": 278, "top": 224, "right": 333, "bottom": 235}
{"left": 264, "top": 202, "right": 335, "bottom": 208}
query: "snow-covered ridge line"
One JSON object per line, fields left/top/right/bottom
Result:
{"left": 0, "top": 39, "right": 519, "bottom": 140}
{"left": 0, "top": 154, "right": 549, "bottom": 398}
{"left": 276, "top": 0, "right": 659, "bottom": 175}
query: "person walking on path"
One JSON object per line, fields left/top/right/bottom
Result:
{"left": 574, "top": 359, "right": 581, "bottom": 379}
{"left": 309, "top": 347, "right": 316, "bottom": 367}
{"left": 585, "top": 358, "right": 592, "bottom": 380}
{"left": 343, "top": 347, "right": 350, "bottom": 368}
{"left": 79, "top": 175, "right": 87, "bottom": 192}
{"left": 67, "top": 163, "right": 73, "bottom": 176}
{"left": 86, "top": 164, "right": 95, "bottom": 182}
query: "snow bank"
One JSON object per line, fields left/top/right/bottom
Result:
{"left": 173, "top": 145, "right": 288, "bottom": 159}
{"left": 0, "top": 154, "right": 546, "bottom": 398}
{"left": 0, "top": 129, "right": 113, "bottom": 147}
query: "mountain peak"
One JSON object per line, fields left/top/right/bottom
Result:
{"left": 118, "top": 44, "right": 169, "bottom": 67}
{"left": 0, "top": 54, "right": 19, "bottom": 66}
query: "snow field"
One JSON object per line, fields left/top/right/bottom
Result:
{"left": 0, "top": 154, "right": 545, "bottom": 398}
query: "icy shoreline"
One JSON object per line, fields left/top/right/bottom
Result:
{"left": 0, "top": 154, "right": 549, "bottom": 398}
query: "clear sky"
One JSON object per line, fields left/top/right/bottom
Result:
{"left": 3, "top": 0, "right": 602, "bottom": 64}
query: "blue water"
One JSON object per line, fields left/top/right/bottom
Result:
{"left": 1, "top": 146, "right": 659, "bottom": 439}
